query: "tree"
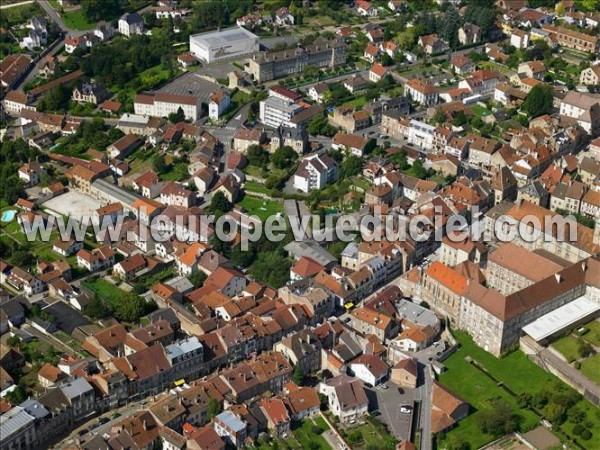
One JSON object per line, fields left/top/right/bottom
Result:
{"left": 249, "top": 250, "right": 291, "bottom": 289}
{"left": 207, "top": 398, "right": 221, "bottom": 419}
{"left": 37, "top": 84, "right": 71, "bottom": 112}
{"left": 292, "top": 365, "right": 304, "bottom": 386}
{"left": 475, "top": 400, "right": 519, "bottom": 437}
{"left": 452, "top": 111, "right": 468, "bottom": 127}
{"left": 114, "top": 293, "right": 148, "bottom": 323}
{"left": 81, "top": 0, "right": 120, "bottom": 21}
{"left": 433, "top": 107, "right": 446, "bottom": 124}
{"left": 152, "top": 154, "right": 167, "bottom": 174}
{"left": 208, "top": 191, "right": 232, "bottom": 215}
{"left": 577, "top": 340, "right": 593, "bottom": 358}
{"left": 247, "top": 144, "right": 269, "bottom": 167}
{"left": 84, "top": 296, "right": 112, "bottom": 320}
{"left": 340, "top": 156, "right": 363, "bottom": 178}
{"left": 555, "top": 2, "right": 565, "bottom": 14}
{"left": 168, "top": 107, "right": 185, "bottom": 124}
{"left": 522, "top": 84, "right": 554, "bottom": 118}
{"left": 440, "top": 6, "right": 461, "bottom": 49}
{"left": 230, "top": 245, "right": 256, "bottom": 268}
{"left": 381, "top": 53, "right": 393, "bottom": 67}
{"left": 271, "top": 146, "right": 298, "bottom": 169}
{"left": 188, "top": 270, "right": 207, "bottom": 289}
{"left": 308, "top": 114, "right": 337, "bottom": 137}
{"left": 5, "top": 383, "right": 27, "bottom": 405}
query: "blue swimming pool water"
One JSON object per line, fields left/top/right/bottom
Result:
{"left": 1, "top": 210, "right": 16, "bottom": 222}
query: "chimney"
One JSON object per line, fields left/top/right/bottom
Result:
{"left": 554, "top": 273, "right": 561, "bottom": 284}
{"left": 581, "top": 261, "right": 587, "bottom": 272}
{"left": 142, "top": 420, "right": 147, "bottom": 430}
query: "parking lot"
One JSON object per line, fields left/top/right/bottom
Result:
{"left": 366, "top": 383, "right": 414, "bottom": 440}
{"left": 43, "top": 191, "right": 101, "bottom": 224}
{"left": 159, "top": 71, "right": 223, "bottom": 105}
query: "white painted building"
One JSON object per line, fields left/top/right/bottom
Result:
{"left": 189, "top": 27, "right": 259, "bottom": 63}
{"left": 134, "top": 92, "right": 201, "bottom": 121}
{"left": 259, "top": 96, "right": 303, "bottom": 128}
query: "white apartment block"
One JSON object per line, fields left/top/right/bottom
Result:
{"left": 259, "top": 96, "right": 303, "bottom": 128}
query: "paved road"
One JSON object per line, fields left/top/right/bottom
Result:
{"left": 417, "top": 366, "right": 434, "bottom": 450}
{"left": 37, "top": 0, "right": 92, "bottom": 35}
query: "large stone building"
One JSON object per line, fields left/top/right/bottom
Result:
{"left": 246, "top": 37, "right": 346, "bottom": 83}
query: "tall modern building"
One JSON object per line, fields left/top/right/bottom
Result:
{"left": 247, "top": 37, "right": 346, "bottom": 82}
{"left": 189, "top": 27, "right": 259, "bottom": 63}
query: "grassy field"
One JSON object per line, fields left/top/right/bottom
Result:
{"left": 81, "top": 278, "right": 125, "bottom": 308}
{"left": 552, "top": 335, "right": 581, "bottom": 362}
{"left": 244, "top": 181, "right": 273, "bottom": 195}
{"left": 342, "top": 417, "right": 395, "bottom": 450}
{"left": 582, "top": 320, "right": 600, "bottom": 347}
{"left": 471, "top": 104, "right": 492, "bottom": 118}
{"left": 343, "top": 95, "right": 368, "bottom": 109}
{"left": 438, "top": 332, "right": 550, "bottom": 448}
{"left": 238, "top": 196, "right": 284, "bottom": 222}
{"left": 60, "top": 9, "right": 96, "bottom": 31}
{"left": 580, "top": 354, "right": 600, "bottom": 385}
{"left": 292, "top": 418, "right": 332, "bottom": 450}
{"left": 439, "top": 331, "right": 600, "bottom": 449}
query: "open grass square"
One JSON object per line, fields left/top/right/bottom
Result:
{"left": 552, "top": 335, "right": 580, "bottom": 363}
{"left": 292, "top": 418, "right": 332, "bottom": 450}
{"left": 582, "top": 320, "right": 600, "bottom": 347}
{"left": 81, "top": 278, "right": 126, "bottom": 308}
{"left": 238, "top": 196, "right": 284, "bottom": 222}
{"left": 580, "top": 353, "right": 600, "bottom": 385}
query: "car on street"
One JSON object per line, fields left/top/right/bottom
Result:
{"left": 400, "top": 405, "right": 412, "bottom": 414}
{"left": 380, "top": 383, "right": 389, "bottom": 389}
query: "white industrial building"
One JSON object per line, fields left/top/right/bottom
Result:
{"left": 189, "top": 27, "right": 259, "bottom": 63}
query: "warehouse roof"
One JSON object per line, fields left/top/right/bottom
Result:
{"left": 190, "top": 26, "right": 258, "bottom": 47}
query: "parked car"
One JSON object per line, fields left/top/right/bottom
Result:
{"left": 400, "top": 405, "right": 412, "bottom": 414}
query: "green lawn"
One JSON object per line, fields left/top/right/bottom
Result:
{"left": 438, "top": 332, "right": 550, "bottom": 449}
{"left": 244, "top": 181, "right": 273, "bottom": 195}
{"left": 343, "top": 96, "right": 368, "bottom": 109}
{"left": 582, "top": 320, "right": 600, "bottom": 347}
{"left": 292, "top": 418, "right": 332, "bottom": 450}
{"left": 31, "top": 242, "right": 60, "bottom": 262}
{"left": 440, "top": 331, "right": 600, "bottom": 449}
{"left": 81, "top": 278, "right": 126, "bottom": 308}
{"left": 60, "top": 9, "right": 96, "bottom": 31}
{"left": 138, "top": 66, "right": 175, "bottom": 91}
{"left": 342, "top": 416, "right": 395, "bottom": 450}
{"left": 161, "top": 162, "right": 189, "bottom": 181}
{"left": 238, "top": 196, "right": 284, "bottom": 222}
{"left": 552, "top": 335, "right": 581, "bottom": 363}
{"left": 580, "top": 354, "right": 600, "bottom": 385}
{"left": 471, "top": 104, "right": 492, "bottom": 118}
{"left": 243, "top": 165, "right": 265, "bottom": 179}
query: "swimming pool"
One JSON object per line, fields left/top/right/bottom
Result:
{"left": 1, "top": 210, "right": 16, "bottom": 222}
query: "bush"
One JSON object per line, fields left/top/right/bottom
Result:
{"left": 574, "top": 361, "right": 581, "bottom": 369}
{"left": 580, "top": 429, "right": 592, "bottom": 440}
{"left": 311, "top": 425, "right": 324, "bottom": 435}
{"left": 573, "top": 424, "right": 584, "bottom": 435}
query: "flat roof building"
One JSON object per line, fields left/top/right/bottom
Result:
{"left": 190, "top": 27, "right": 259, "bottom": 63}
{"left": 522, "top": 296, "right": 600, "bottom": 343}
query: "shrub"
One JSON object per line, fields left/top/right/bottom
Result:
{"left": 574, "top": 361, "right": 581, "bottom": 369}
{"left": 573, "top": 424, "right": 584, "bottom": 435}
{"left": 580, "top": 429, "right": 592, "bottom": 440}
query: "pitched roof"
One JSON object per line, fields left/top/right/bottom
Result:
{"left": 425, "top": 262, "right": 469, "bottom": 295}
